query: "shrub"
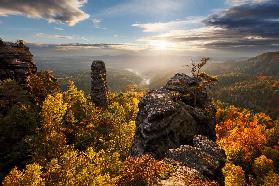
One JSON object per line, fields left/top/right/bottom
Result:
{"left": 3, "top": 164, "right": 44, "bottom": 186}
{"left": 3, "top": 148, "right": 121, "bottom": 186}
{"left": 262, "top": 171, "right": 279, "bottom": 186}
{"left": 252, "top": 155, "right": 274, "bottom": 177}
{"left": 27, "top": 71, "right": 60, "bottom": 103}
{"left": 118, "top": 155, "right": 173, "bottom": 185}
{"left": 222, "top": 163, "right": 246, "bottom": 186}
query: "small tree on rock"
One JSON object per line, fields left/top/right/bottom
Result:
{"left": 186, "top": 57, "right": 218, "bottom": 106}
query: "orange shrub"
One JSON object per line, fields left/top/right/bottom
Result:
{"left": 216, "top": 104, "right": 268, "bottom": 163}
{"left": 118, "top": 155, "right": 173, "bottom": 185}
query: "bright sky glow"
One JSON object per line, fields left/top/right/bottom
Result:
{"left": 0, "top": 0, "right": 278, "bottom": 57}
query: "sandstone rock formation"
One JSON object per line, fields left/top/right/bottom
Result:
{"left": 131, "top": 73, "right": 225, "bottom": 183}
{"left": 131, "top": 73, "right": 216, "bottom": 158}
{"left": 166, "top": 135, "right": 226, "bottom": 184}
{"left": 91, "top": 60, "right": 108, "bottom": 107}
{"left": 0, "top": 40, "right": 36, "bottom": 84}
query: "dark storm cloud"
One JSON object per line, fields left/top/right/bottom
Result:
{"left": 204, "top": 38, "right": 279, "bottom": 49}
{"left": 204, "top": 0, "right": 279, "bottom": 37}
{"left": 196, "top": 0, "right": 279, "bottom": 50}
{"left": 139, "top": 0, "right": 279, "bottom": 51}
{"left": 0, "top": 0, "right": 89, "bottom": 26}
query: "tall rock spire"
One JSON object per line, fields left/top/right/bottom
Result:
{"left": 91, "top": 60, "right": 108, "bottom": 107}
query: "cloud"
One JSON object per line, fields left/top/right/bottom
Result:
{"left": 0, "top": 0, "right": 89, "bottom": 26}
{"left": 135, "top": 0, "right": 279, "bottom": 52}
{"left": 204, "top": 1, "right": 279, "bottom": 38}
{"left": 54, "top": 27, "right": 64, "bottom": 31}
{"left": 34, "top": 33, "right": 73, "bottom": 40}
{"left": 81, "top": 37, "right": 90, "bottom": 42}
{"left": 99, "top": 0, "right": 184, "bottom": 17}
{"left": 227, "top": 0, "right": 269, "bottom": 5}
{"left": 92, "top": 18, "right": 101, "bottom": 28}
{"left": 92, "top": 18, "right": 106, "bottom": 30}
{"left": 53, "top": 43, "right": 146, "bottom": 53}
{"left": 132, "top": 17, "right": 204, "bottom": 32}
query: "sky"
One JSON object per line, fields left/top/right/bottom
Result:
{"left": 0, "top": 0, "right": 278, "bottom": 58}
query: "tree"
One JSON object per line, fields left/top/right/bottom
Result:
{"left": 0, "top": 79, "right": 39, "bottom": 182}
{"left": 27, "top": 71, "right": 60, "bottom": 103}
{"left": 186, "top": 57, "right": 218, "bottom": 106}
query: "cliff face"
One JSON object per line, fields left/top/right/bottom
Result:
{"left": 0, "top": 40, "right": 37, "bottom": 84}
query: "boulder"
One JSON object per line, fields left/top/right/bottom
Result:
{"left": 166, "top": 135, "right": 226, "bottom": 184}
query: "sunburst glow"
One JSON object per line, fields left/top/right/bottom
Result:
{"left": 150, "top": 40, "right": 176, "bottom": 50}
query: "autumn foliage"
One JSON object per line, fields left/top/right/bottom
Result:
{"left": 216, "top": 102, "right": 279, "bottom": 185}
{"left": 0, "top": 72, "right": 278, "bottom": 185}
{"left": 119, "top": 155, "right": 173, "bottom": 185}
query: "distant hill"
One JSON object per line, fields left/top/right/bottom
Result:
{"left": 206, "top": 51, "right": 279, "bottom": 76}
{"left": 208, "top": 51, "right": 279, "bottom": 118}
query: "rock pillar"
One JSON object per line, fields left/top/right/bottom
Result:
{"left": 91, "top": 60, "right": 108, "bottom": 107}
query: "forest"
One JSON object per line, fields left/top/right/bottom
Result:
{"left": 1, "top": 57, "right": 278, "bottom": 185}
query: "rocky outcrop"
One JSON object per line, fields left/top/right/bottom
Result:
{"left": 166, "top": 135, "right": 226, "bottom": 184}
{"left": 0, "top": 40, "right": 36, "bottom": 84}
{"left": 131, "top": 73, "right": 216, "bottom": 158}
{"left": 91, "top": 60, "right": 108, "bottom": 107}
{"left": 131, "top": 73, "right": 225, "bottom": 184}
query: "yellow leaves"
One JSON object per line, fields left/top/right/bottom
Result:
{"left": 4, "top": 148, "right": 121, "bottom": 186}
{"left": 27, "top": 71, "right": 60, "bottom": 103}
{"left": 222, "top": 163, "right": 245, "bottom": 186}
{"left": 262, "top": 171, "right": 279, "bottom": 186}
{"left": 3, "top": 80, "right": 145, "bottom": 185}
{"left": 41, "top": 93, "right": 68, "bottom": 127}
{"left": 252, "top": 155, "right": 274, "bottom": 177}
{"left": 3, "top": 164, "right": 44, "bottom": 186}
{"left": 3, "top": 168, "right": 23, "bottom": 186}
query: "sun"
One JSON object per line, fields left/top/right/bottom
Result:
{"left": 150, "top": 40, "right": 175, "bottom": 50}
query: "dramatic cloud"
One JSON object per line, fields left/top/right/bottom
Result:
{"left": 205, "top": 1, "right": 279, "bottom": 37}
{"left": 34, "top": 33, "right": 73, "bottom": 40}
{"left": 132, "top": 17, "right": 204, "bottom": 32}
{"left": 135, "top": 0, "right": 279, "bottom": 51}
{"left": 0, "top": 0, "right": 89, "bottom": 26}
